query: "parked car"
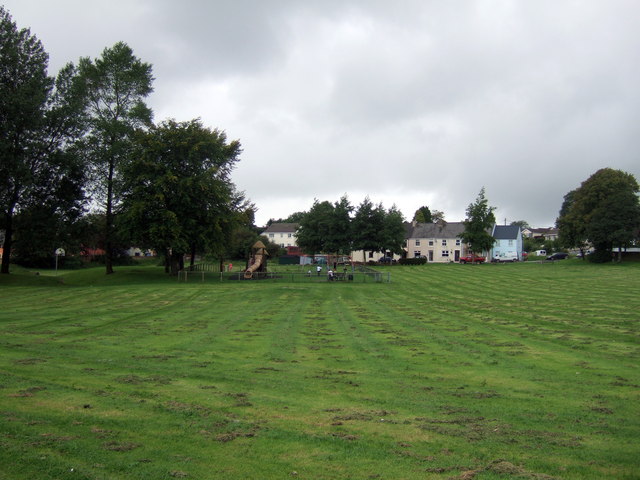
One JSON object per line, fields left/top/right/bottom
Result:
{"left": 459, "top": 255, "right": 485, "bottom": 264}
{"left": 378, "top": 256, "right": 396, "bottom": 263}
{"left": 547, "top": 252, "right": 569, "bottom": 260}
{"left": 492, "top": 252, "right": 519, "bottom": 263}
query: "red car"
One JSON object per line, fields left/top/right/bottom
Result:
{"left": 459, "top": 255, "right": 486, "bottom": 264}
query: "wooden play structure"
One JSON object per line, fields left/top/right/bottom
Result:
{"left": 244, "top": 240, "right": 269, "bottom": 279}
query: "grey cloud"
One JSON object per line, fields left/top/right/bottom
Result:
{"left": 4, "top": 0, "right": 639, "bottom": 227}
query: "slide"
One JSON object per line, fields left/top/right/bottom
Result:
{"left": 244, "top": 241, "right": 268, "bottom": 279}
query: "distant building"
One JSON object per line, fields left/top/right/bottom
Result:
{"left": 261, "top": 223, "right": 299, "bottom": 249}
{"left": 491, "top": 224, "right": 524, "bottom": 260}
{"left": 525, "top": 227, "right": 559, "bottom": 241}
{"left": 405, "top": 221, "right": 468, "bottom": 262}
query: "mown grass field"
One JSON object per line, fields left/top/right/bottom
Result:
{"left": 0, "top": 261, "right": 638, "bottom": 479}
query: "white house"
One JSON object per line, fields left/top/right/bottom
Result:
{"left": 261, "top": 223, "right": 299, "bottom": 248}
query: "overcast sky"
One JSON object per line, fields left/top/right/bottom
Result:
{"left": 4, "top": 0, "right": 640, "bottom": 227}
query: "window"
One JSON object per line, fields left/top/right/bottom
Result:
{"left": 429, "top": 240, "right": 434, "bottom": 246}
{"left": 414, "top": 251, "right": 421, "bottom": 257}
{"left": 415, "top": 239, "right": 421, "bottom": 246}
{"left": 442, "top": 250, "right": 449, "bottom": 257}
{"left": 442, "top": 239, "right": 447, "bottom": 246}
{"left": 508, "top": 239, "right": 513, "bottom": 246}
{"left": 288, "top": 233, "right": 292, "bottom": 238}
{"left": 268, "top": 233, "right": 274, "bottom": 238}
{"left": 456, "top": 239, "right": 461, "bottom": 246}
{"left": 368, "top": 251, "right": 374, "bottom": 258}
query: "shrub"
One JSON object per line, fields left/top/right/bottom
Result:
{"left": 398, "top": 258, "right": 427, "bottom": 265}
{"left": 588, "top": 249, "right": 614, "bottom": 263}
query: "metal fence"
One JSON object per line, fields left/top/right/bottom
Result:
{"left": 178, "top": 266, "right": 390, "bottom": 283}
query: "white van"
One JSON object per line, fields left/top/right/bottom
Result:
{"left": 535, "top": 250, "right": 546, "bottom": 256}
{"left": 493, "top": 252, "right": 519, "bottom": 263}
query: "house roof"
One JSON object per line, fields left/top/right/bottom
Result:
{"left": 531, "top": 227, "right": 558, "bottom": 236}
{"left": 492, "top": 225, "right": 521, "bottom": 240}
{"left": 262, "top": 222, "right": 299, "bottom": 234}
{"left": 409, "top": 221, "right": 466, "bottom": 239}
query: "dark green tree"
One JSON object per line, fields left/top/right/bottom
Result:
{"left": 1, "top": 8, "right": 87, "bottom": 273}
{"left": 351, "top": 197, "right": 386, "bottom": 262}
{"left": 295, "top": 199, "right": 334, "bottom": 258}
{"left": 556, "top": 189, "right": 589, "bottom": 258}
{"left": 267, "top": 211, "right": 306, "bottom": 226}
{"left": 557, "top": 168, "right": 640, "bottom": 262}
{"left": 412, "top": 205, "right": 433, "bottom": 223}
{"left": 119, "top": 118, "right": 242, "bottom": 275}
{"left": 227, "top": 226, "right": 260, "bottom": 260}
{"left": 459, "top": 187, "right": 496, "bottom": 255}
{"left": 324, "top": 195, "right": 353, "bottom": 255}
{"left": 79, "top": 41, "right": 154, "bottom": 274}
{"left": 382, "top": 204, "right": 406, "bottom": 255}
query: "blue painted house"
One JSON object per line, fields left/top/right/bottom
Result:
{"left": 491, "top": 225, "right": 523, "bottom": 261}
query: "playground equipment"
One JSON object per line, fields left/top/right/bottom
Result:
{"left": 244, "top": 240, "right": 269, "bottom": 279}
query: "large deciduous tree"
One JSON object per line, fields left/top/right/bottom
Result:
{"left": 557, "top": 168, "right": 640, "bottom": 262}
{"left": 459, "top": 187, "right": 496, "bottom": 255}
{"left": 295, "top": 199, "right": 334, "bottom": 258}
{"left": 556, "top": 189, "right": 588, "bottom": 257}
{"left": 324, "top": 195, "right": 353, "bottom": 256}
{"left": 1, "top": 8, "right": 87, "bottom": 273}
{"left": 382, "top": 204, "right": 406, "bottom": 256}
{"left": 119, "top": 118, "right": 242, "bottom": 275}
{"left": 351, "top": 197, "right": 386, "bottom": 262}
{"left": 79, "top": 41, "right": 153, "bottom": 275}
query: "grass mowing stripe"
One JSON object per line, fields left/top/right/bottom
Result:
{"left": 0, "top": 261, "right": 638, "bottom": 479}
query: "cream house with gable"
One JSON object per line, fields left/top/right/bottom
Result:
{"left": 406, "top": 221, "right": 469, "bottom": 262}
{"left": 261, "top": 223, "right": 299, "bottom": 248}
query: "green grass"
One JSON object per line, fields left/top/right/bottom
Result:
{"left": 0, "top": 261, "right": 638, "bottom": 479}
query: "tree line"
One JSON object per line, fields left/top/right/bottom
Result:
{"left": 271, "top": 189, "right": 497, "bottom": 262}
{"left": 286, "top": 196, "right": 406, "bottom": 262}
{"left": 1, "top": 7, "right": 257, "bottom": 275}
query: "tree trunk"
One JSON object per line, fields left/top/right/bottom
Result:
{"left": 169, "top": 251, "right": 182, "bottom": 276}
{"left": 189, "top": 243, "right": 196, "bottom": 267}
{"left": 1, "top": 208, "right": 14, "bottom": 274}
{"left": 164, "top": 249, "right": 170, "bottom": 273}
{"left": 104, "top": 158, "right": 115, "bottom": 275}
